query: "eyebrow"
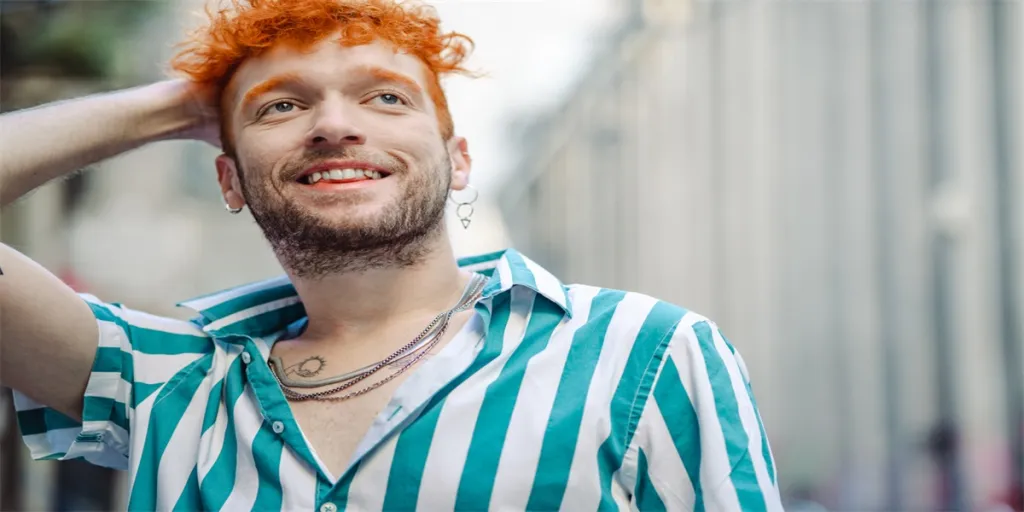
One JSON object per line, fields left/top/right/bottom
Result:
{"left": 354, "top": 66, "right": 423, "bottom": 97}
{"left": 239, "top": 72, "right": 307, "bottom": 113}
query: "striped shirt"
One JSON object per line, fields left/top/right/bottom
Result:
{"left": 13, "top": 249, "right": 782, "bottom": 511}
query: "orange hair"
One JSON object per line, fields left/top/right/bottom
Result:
{"left": 169, "top": 0, "right": 476, "bottom": 152}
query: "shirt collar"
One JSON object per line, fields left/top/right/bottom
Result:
{"left": 176, "top": 248, "right": 573, "bottom": 338}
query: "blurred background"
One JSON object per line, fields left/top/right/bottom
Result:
{"left": 0, "top": 0, "right": 1021, "bottom": 510}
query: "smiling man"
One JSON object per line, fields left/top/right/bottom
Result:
{"left": 0, "top": 0, "right": 782, "bottom": 510}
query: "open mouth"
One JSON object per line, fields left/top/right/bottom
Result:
{"left": 298, "top": 168, "right": 391, "bottom": 185}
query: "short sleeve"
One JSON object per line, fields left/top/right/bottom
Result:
{"left": 10, "top": 293, "right": 212, "bottom": 471}
{"left": 629, "top": 316, "right": 783, "bottom": 511}
{"left": 11, "top": 294, "right": 136, "bottom": 469}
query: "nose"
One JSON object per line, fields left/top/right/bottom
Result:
{"left": 306, "top": 100, "right": 366, "bottom": 148}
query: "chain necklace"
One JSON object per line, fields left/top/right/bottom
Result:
{"left": 268, "top": 273, "right": 487, "bottom": 402}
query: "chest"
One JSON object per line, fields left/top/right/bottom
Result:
{"left": 286, "top": 376, "right": 407, "bottom": 478}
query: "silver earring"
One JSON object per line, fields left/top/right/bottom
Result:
{"left": 449, "top": 184, "right": 478, "bottom": 229}
{"left": 225, "top": 204, "right": 244, "bottom": 214}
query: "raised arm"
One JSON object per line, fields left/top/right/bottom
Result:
{"left": 0, "top": 79, "right": 216, "bottom": 420}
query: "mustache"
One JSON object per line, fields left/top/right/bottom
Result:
{"left": 281, "top": 148, "right": 402, "bottom": 180}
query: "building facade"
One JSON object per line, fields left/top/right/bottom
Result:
{"left": 500, "top": 0, "right": 1023, "bottom": 509}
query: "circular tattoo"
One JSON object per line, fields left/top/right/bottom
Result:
{"left": 291, "top": 356, "right": 326, "bottom": 377}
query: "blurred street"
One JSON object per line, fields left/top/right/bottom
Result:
{"left": 1, "top": 0, "right": 1021, "bottom": 510}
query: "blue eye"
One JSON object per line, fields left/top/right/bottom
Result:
{"left": 377, "top": 93, "right": 403, "bottom": 105}
{"left": 272, "top": 102, "right": 295, "bottom": 113}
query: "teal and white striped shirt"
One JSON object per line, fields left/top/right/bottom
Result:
{"left": 13, "top": 249, "right": 782, "bottom": 511}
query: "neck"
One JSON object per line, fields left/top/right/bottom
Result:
{"left": 285, "top": 229, "right": 470, "bottom": 344}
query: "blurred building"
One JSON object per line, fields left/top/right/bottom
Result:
{"left": 500, "top": 0, "right": 1023, "bottom": 510}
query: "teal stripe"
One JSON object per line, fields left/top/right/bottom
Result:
{"left": 596, "top": 301, "right": 685, "bottom": 511}
{"left": 86, "top": 301, "right": 128, "bottom": 327}
{"left": 633, "top": 448, "right": 667, "bottom": 511}
{"left": 333, "top": 460, "right": 362, "bottom": 512}
{"left": 132, "top": 332, "right": 212, "bottom": 355}
{"left": 251, "top": 427, "right": 284, "bottom": 511}
{"left": 653, "top": 355, "right": 703, "bottom": 511}
{"left": 220, "top": 302, "right": 307, "bottom": 338}
{"left": 121, "top": 350, "right": 135, "bottom": 383}
{"left": 722, "top": 336, "right": 776, "bottom": 485}
{"left": 693, "top": 321, "right": 766, "bottom": 510}
{"left": 17, "top": 408, "right": 80, "bottom": 436}
{"left": 134, "top": 383, "right": 163, "bottom": 407}
{"left": 171, "top": 467, "right": 201, "bottom": 511}
{"left": 127, "top": 354, "right": 214, "bottom": 511}
{"left": 39, "top": 451, "right": 68, "bottom": 460}
{"left": 199, "top": 356, "right": 247, "bottom": 510}
{"left": 81, "top": 397, "right": 129, "bottom": 433}
{"left": 455, "top": 298, "right": 564, "bottom": 508}
{"left": 526, "top": 290, "right": 626, "bottom": 510}
{"left": 92, "top": 347, "right": 122, "bottom": 373}
{"left": 455, "top": 248, "right": 506, "bottom": 268}
{"left": 383, "top": 302, "right": 510, "bottom": 510}
{"left": 198, "top": 282, "right": 298, "bottom": 322}
{"left": 200, "top": 380, "right": 224, "bottom": 434}
{"left": 503, "top": 249, "right": 538, "bottom": 291}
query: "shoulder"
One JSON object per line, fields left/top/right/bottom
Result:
{"left": 78, "top": 293, "right": 214, "bottom": 354}
{"left": 564, "top": 283, "right": 713, "bottom": 333}
{"left": 562, "top": 283, "right": 738, "bottom": 366}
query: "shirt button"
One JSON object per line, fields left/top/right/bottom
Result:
{"left": 241, "top": 352, "right": 252, "bottom": 364}
{"left": 320, "top": 502, "right": 337, "bottom": 512}
{"left": 271, "top": 421, "right": 285, "bottom": 434}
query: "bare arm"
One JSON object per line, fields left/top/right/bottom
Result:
{"left": 0, "top": 80, "right": 216, "bottom": 420}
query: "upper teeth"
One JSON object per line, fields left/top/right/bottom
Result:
{"left": 307, "top": 168, "right": 384, "bottom": 183}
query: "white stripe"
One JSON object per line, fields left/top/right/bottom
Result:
{"left": 218, "top": 385, "right": 265, "bottom": 511}
{"left": 180, "top": 275, "right": 293, "bottom": 311}
{"left": 155, "top": 373, "right": 213, "bottom": 510}
{"left": 12, "top": 391, "right": 46, "bottom": 411}
{"left": 488, "top": 286, "right": 598, "bottom": 511}
{"left": 415, "top": 287, "right": 534, "bottom": 511}
{"left": 497, "top": 256, "right": 514, "bottom": 291}
{"left": 710, "top": 324, "right": 784, "bottom": 511}
{"left": 639, "top": 399, "right": 696, "bottom": 508}
{"left": 128, "top": 371, "right": 164, "bottom": 497}
{"left": 197, "top": 346, "right": 245, "bottom": 484}
{"left": 197, "top": 397, "right": 229, "bottom": 486}
{"left": 116, "top": 309, "right": 208, "bottom": 337}
{"left": 347, "top": 434, "right": 400, "bottom": 511}
{"left": 674, "top": 312, "right": 742, "bottom": 511}
{"left": 97, "top": 319, "right": 128, "bottom": 348}
{"left": 460, "top": 260, "right": 500, "bottom": 273}
{"left": 278, "top": 434, "right": 317, "bottom": 511}
{"left": 522, "top": 253, "right": 567, "bottom": 310}
{"left": 84, "top": 371, "right": 122, "bottom": 399}
{"left": 204, "top": 296, "right": 302, "bottom": 332}
{"left": 20, "top": 427, "right": 79, "bottom": 457}
{"left": 133, "top": 353, "right": 207, "bottom": 385}
{"left": 562, "top": 292, "right": 658, "bottom": 510}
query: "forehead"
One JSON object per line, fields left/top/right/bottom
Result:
{"left": 228, "top": 36, "right": 431, "bottom": 105}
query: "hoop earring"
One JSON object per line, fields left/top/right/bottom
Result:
{"left": 448, "top": 184, "right": 478, "bottom": 229}
{"left": 225, "top": 204, "right": 244, "bottom": 214}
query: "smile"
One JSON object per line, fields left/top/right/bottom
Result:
{"left": 298, "top": 168, "right": 390, "bottom": 185}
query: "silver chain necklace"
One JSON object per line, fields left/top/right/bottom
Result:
{"left": 267, "top": 273, "right": 487, "bottom": 402}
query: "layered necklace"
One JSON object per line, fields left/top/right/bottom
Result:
{"left": 267, "top": 273, "right": 488, "bottom": 402}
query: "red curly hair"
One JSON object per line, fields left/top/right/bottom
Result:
{"left": 169, "top": 0, "right": 476, "bottom": 152}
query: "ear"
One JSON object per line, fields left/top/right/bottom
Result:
{"left": 446, "top": 136, "right": 472, "bottom": 191}
{"left": 215, "top": 154, "right": 246, "bottom": 209}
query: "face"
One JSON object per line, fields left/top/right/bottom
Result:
{"left": 216, "top": 36, "right": 472, "bottom": 277}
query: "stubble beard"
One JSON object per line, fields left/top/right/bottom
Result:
{"left": 237, "top": 153, "right": 452, "bottom": 278}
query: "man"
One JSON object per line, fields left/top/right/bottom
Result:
{"left": 0, "top": 0, "right": 783, "bottom": 510}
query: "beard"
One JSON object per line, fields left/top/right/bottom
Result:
{"left": 237, "top": 149, "right": 451, "bottom": 278}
